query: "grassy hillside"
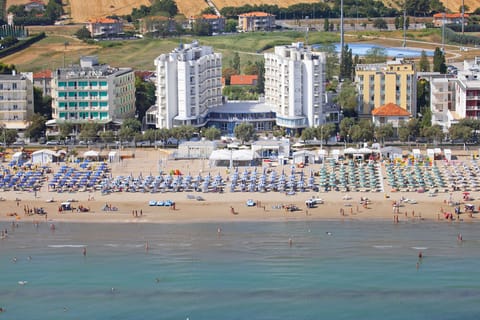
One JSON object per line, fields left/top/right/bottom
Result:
{"left": 6, "top": 0, "right": 479, "bottom": 23}
{"left": 1, "top": 30, "right": 339, "bottom": 71}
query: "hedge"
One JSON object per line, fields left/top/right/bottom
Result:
{"left": 0, "top": 32, "right": 45, "bottom": 59}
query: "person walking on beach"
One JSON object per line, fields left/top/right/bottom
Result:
{"left": 83, "top": 247, "right": 87, "bottom": 256}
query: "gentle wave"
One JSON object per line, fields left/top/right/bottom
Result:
{"left": 48, "top": 244, "right": 86, "bottom": 248}
{"left": 373, "top": 245, "right": 393, "bottom": 249}
{"left": 412, "top": 247, "right": 428, "bottom": 250}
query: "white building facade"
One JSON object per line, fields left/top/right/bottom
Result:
{"left": 153, "top": 41, "right": 222, "bottom": 129}
{"left": 0, "top": 71, "right": 34, "bottom": 130}
{"left": 51, "top": 56, "right": 135, "bottom": 124}
{"left": 454, "top": 57, "right": 480, "bottom": 121}
{"left": 264, "top": 42, "right": 326, "bottom": 132}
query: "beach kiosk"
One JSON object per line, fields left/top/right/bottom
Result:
{"left": 108, "top": 151, "right": 120, "bottom": 163}
{"left": 444, "top": 149, "right": 452, "bottom": 161}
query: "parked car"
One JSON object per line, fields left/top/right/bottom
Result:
{"left": 246, "top": 199, "right": 256, "bottom": 207}
{"left": 46, "top": 140, "right": 59, "bottom": 146}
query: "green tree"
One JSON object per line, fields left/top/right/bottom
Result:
{"left": 417, "top": 78, "right": 430, "bottom": 116}
{"left": 118, "top": 118, "right": 142, "bottom": 141}
{"left": 203, "top": 127, "right": 221, "bottom": 141}
{"left": 375, "top": 123, "right": 394, "bottom": 143}
{"left": 234, "top": 122, "right": 255, "bottom": 144}
{"left": 75, "top": 26, "right": 91, "bottom": 40}
{"left": 58, "top": 122, "right": 73, "bottom": 140}
{"left": 364, "top": 47, "right": 387, "bottom": 64}
{"left": 45, "top": 0, "right": 63, "bottom": 22}
{"left": 79, "top": 123, "right": 100, "bottom": 142}
{"left": 255, "top": 60, "right": 265, "bottom": 94}
{"left": 1, "top": 128, "right": 18, "bottom": 145}
{"left": 135, "top": 76, "right": 156, "bottom": 122}
{"left": 192, "top": 20, "right": 211, "bottom": 36}
{"left": 433, "top": 47, "right": 446, "bottom": 74}
{"left": 316, "top": 123, "right": 336, "bottom": 144}
{"left": 225, "top": 19, "right": 237, "bottom": 33}
{"left": 222, "top": 67, "right": 237, "bottom": 85}
{"left": 151, "top": 0, "right": 178, "bottom": 17}
{"left": 33, "top": 87, "right": 52, "bottom": 117}
{"left": 0, "top": 62, "right": 15, "bottom": 74}
{"left": 419, "top": 50, "right": 430, "bottom": 72}
{"left": 231, "top": 52, "right": 240, "bottom": 74}
{"left": 340, "top": 45, "right": 353, "bottom": 81}
{"left": 422, "top": 124, "right": 444, "bottom": 143}
{"left": 398, "top": 118, "right": 419, "bottom": 142}
{"left": 373, "top": 18, "right": 388, "bottom": 30}
{"left": 339, "top": 117, "right": 356, "bottom": 140}
{"left": 335, "top": 81, "right": 358, "bottom": 117}
{"left": 323, "top": 18, "right": 329, "bottom": 32}
{"left": 24, "top": 113, "right": 46, "bottom": 141}
{"left": 449, "top": 124, "right": 472, "bottom": 143}
{"left": 99, "top": 130, "right": 115, "bottom": 143}
{"left": 301, "top": 127, "right": 316, "bottom": 141}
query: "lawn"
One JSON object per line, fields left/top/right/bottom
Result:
{"left": 1, "top": 28, "right": 477, "bottom": 72}
{"left": 2, "top": 30, "right": 340, "bottom": 72}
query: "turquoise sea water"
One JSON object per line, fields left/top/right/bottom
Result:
{"left": 1, "top": 220, "right": 479, "bottom": 319}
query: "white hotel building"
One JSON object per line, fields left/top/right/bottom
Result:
{"left": 152, "top": 41, "right": 222, "bottom": 129}
{"left": 0, "top": 71, "right": 34, "bottom": 130}
{"left": 51, "top": 56, "right": 135, "bottom": 124}
{"left": 264, "top": 42, "right": 326, "bottom": 133}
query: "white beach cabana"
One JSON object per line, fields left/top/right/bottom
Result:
{"left": 31, "top": 149, "right": 58, "bottom": 164}
{"left": 83, "top": 150, "right": 100, "bottom": 160}
{"left": 108, "top": 151, "right": 120, "bottom": 163}
{"left": 444, "top": 148, "right": 452, "bottom": 161}
{"left": 412, "top": 149, "right": 422, "bottom": 160}
{"left": 380, "top": 146, "right": 402, "bottom": 160}
{"left": 318, "top": 149, "right": 328, "bottom": 163}
{"left": 331, "top": 149, "right": 341, "bottom": 161}
{"left": 292, "top": 150, "right": 316, "bottom": 164}
{"left": 209, "top": 149, "right": 255, "bottom": 167}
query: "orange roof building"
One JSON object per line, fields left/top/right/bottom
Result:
{"left": 230, "top": 75, "right": 258, "bottom": 86}
{"left": 372, "top": 103, "right": 411, "bottom": 117}
{"left": 33, "top": 69, "right": 52, "bottom": 95}
{"left": 238, "top": 11, "right": 275, "bottom": 32}
{"left": 188, "top": 14, "right": 225, "bottom": 33}
{"left": 433, "top": 13, "right": 469, "bottom": 27}
{"left": 372, "top": 103, "right": 411, "bottom": 131}
{"left": 86, "top": 17, "right": 123, "bottom": 38}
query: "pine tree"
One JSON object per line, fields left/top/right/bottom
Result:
{"left": 433, "top": 47, "right": 446, "bottom": 74}
{"left": 419, "top": 50, "right": 430, "bottom": 72}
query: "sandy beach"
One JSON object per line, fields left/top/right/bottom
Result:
{"left": 0, "top": 148, "right": 477, "bottom": 225}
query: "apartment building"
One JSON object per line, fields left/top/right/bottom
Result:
{"left": 264, "top": 42, "right": 326, "bottom": 132}
{"left": 0, "top": 71, "right": 34, "bottom": 130}
{"left": 433, "top": 13, "right": 469, "bottom": 27}
{"left": 355, "top": 57, "right": 417, "bottom": 118}
{"left": 86, "top": 17, "right": 123, "bottom": 38}
{"left": 454, "top": 57, "right": 480, "bottom": 121}
{"left": 238, "top": 12, "right": 275, "bottom": 32}
{"left": 151, "top": 41, "right": 222, "bottom": 129}
{"left": 189, "top": 14, "right": 225, "bottom": 34}
{"left": 51, "top": 56, "right": 135, "bottom": 124}
{"left": 33, "top": 69, "right": 52, "bottom": 96}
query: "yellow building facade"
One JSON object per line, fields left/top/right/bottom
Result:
{"left": 355, "top": 58, "right": 417, "bottom": 118}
